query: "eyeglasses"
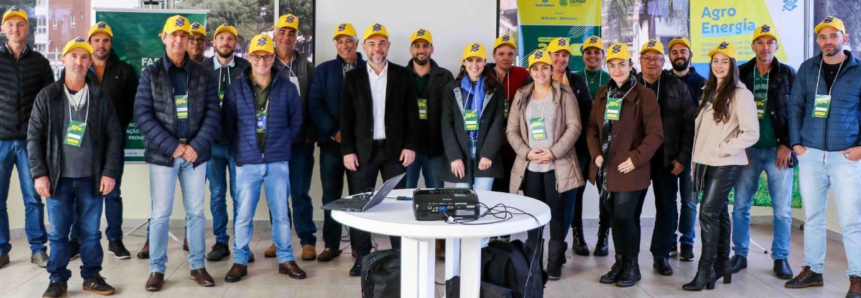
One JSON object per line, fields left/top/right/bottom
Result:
{"left": 249, "top": 54, "right": 274, "bottom": 62}
{"left": 640, "top": 56, "right": 664, "bottom": 64}
{"left": 189, "top": 37, "right": 206, "bottom": 44}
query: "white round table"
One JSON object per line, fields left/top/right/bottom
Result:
{"left": 333, "top": 189, "right": 551, "bottom": 298}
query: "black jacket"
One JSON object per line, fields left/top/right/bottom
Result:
{"left": 27, "top": 75, "right": 123, "bottom": 197}
{"left": 638, "top": 71, "right": 696, "bottom": 166}
{"left": 203, "top": 55, "right": 250, "bottom": 145}
{"left": 0, "top": 44, "right": 55, "bottom": 140}
{"left": 91, "top": 50, "right": 138, "bottom": 131}
{"left": 739, "top": 57, "right": 796, "bottom": 149}
{"left": 340, "top": 62, "right": 420, "bottom": 164}
{"left": 406, "top": 59, "right": 455, "bottom": 158}
{"left": 440, "top": 80, "right": 505, "bottom": 182}
{"left": 526, "top": 69, "right": 592, "bottom": 165}
{"left": 308, "top": 53, "right": 366, "bottom": 145}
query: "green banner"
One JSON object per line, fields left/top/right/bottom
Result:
{"left": 95, "top": 9, "right": 207, "bottom": 162}
{"left": 516, "top": 0, "right": 602, "bottom": 70}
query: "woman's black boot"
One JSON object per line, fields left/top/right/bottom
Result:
{"left": 684, "top": 263, "right": 717, "bottom": 291}
{"left": 600, "top": 255, "right": 624, "bottom": 284}
{"left": 615, "top": 258, "right": 641, "bottom": 287}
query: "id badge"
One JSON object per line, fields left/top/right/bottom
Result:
{"left": 530, "top": 117, "right": 546, "bottom": 140}
{"left": 813, "top": 94, "right": 831, "bottom": 118}
{"left": 218, "top": 91, "right": 225, "bottom": 105}
{"left": 504, "top": 100, "right": 510, "bottom": 118}
{"left": 175, "top": 95, "right": 189, "bottom": 119}
{"left": 755, "top": 98, "right": 767, "bottom": 119}
{"left": 64, "top": 120, "right": 87, "bottom": 147}
{"left": 418, "top": 98, "right": 428, "bottom": 120}
{"left": 605, "top": 97, "right": 623, "bottom": 121}
{"left": 464, "top": 109, "right": 479, "bottom": 131}
{"left": 256, "top": 110, "right": 267, "bottom": 133}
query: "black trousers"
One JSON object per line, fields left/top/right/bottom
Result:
{"left": 647, "top": 161, "right": 680, "bottom": 258}
{"left": 523, "top": 170, "right": 571, "bottom": 243}
{"left": 319, "top": 143, "right": 352, "bottom": 250}
{"left": 699, "top": 165, "right": 742, "bottom": 267}
{"left": 347, "top": 140, "right": 405, "bottom": 263}
{"left": 572, "top": 154, "right": 611, "bottom": 229}
{"left": 491, "top": 153, "right": 515, "bottom": 192}
{"left": 606, "top": 190, "right": 645, "bottom": 260}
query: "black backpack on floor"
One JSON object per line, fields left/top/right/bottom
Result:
{"left": 480, "top": 239, "right": 546, "bottom": 298}
{"left": 360, "top": 249, "right": 401, "bottom": 298}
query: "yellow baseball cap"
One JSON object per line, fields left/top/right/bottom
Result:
{"left": 528, "top": 50, "right": 553, "bottom": 68}
{"left": 708, "top": 41, "right": 737, "bottom": 59}
{"left": 667, "top": 36, "right": 691, "bottom": 51}
{"left": 333, "top": 23, "right": 357, "bottom": 40}
{"left": 214, "top": 24, "right": 238, "bottom": 38}
{"left": 88, "top": 22, "right": 113, "bottom": 38}
{"left": 581, "top": 35, "right": 603, "bottom": 53}
{"left": 411, "top": 28, "right": 433, "bottom": 44}
{"left": 248, "top": 34, "right": 274, "bottom": 54}
{"left": 814, "top": 16, "right": 845, "bottom": 35}
{"left": 606, "top": 43, "right": 632, "bottom": 62}
{"left": 2, "top": 6, "right": 27, "bottom": 24}
{"left": 363, "top": 23, "right": 389, "bottom": 40}
{"left": 547, "top": 37, "right": 571, "bottom": 54}
{"left": 190, "top": 22, "right": 205, "bottom": 37}
{"left": 752, "top": 24, "right": 778, "bottom": 42}
{"left": 62, "top": 37, "right": 93, "bottom": 56}
{"left": 461, "top": 42, "right": 486, "bottom": 61}
{"left": 163, "top": 15, "right": 191, "bottom": 35}
{"left": 277, "top": 14, "right": 299, "bottom": 31}
{"left": 494, "top": 34, "right": 517, "bottom": 50}
{"left": 640, "top": 39, "right": 664, "bottom": 55}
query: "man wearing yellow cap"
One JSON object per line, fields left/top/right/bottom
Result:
{"left": 635, "top": 39, "right": 696, "bottom": 277}
{"left": 271, "top": 13, "right": 319, "bottom": 261}
{"left": 188, "top": 22, "right": 206, "bottom": 63}
{"left": 222, "top": 33, "right": 307, "bottom": 281}
{"left": 666, "top": 36, "right": 706, "bottom": 262}
{"left": 0, "top": 5, "right": 52, "bottom": 270}
{"left": 307, "top": 23, "right": 366, "bottom": 263}
{"left": 30, "top": 37, "right": 123, "bottom": 298}
{"left": 200, "top": 23, "right": 250, "bottom": 263}
{"left": 730, "top": 23, "right": 797, "bottom": 280}
{"left": 136, "top": 15, "right": 220, "bottom": 291}
{"left": 341, "top": 22, "right": 419, "bottom": 276}
{"left": 787, "top": 16, "right": 861, "bottom": 296}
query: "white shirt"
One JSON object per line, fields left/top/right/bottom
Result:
{"left": 368, "top": 61, "right": 389, "bottom": 140}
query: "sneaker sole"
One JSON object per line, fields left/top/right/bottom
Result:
{"left": 108, "top": 251, "right": 131, "bottom": 259}
{"left": 83, "top": 287, "right": 116, "bottom": 296}
{"left": 785, "top": 281, "right": 824, "bottom": 288}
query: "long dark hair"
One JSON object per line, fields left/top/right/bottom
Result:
{"left": 699, "top": 57, "right": 740, "bottom": 123}
{"left": 457, "top": 64, "right": 500, "bottom": 93}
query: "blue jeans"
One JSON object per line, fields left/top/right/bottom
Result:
{"left": 732, "top": 147, "right": 793, "bottom": 259}
{"left": 46, "top": 177, "right": 103, "bottom": 281}
{"left": 148, "top": 159, "right": 207, "bottom": 274}
{"left": 233, "top": 162, "right": 294, "bottom": 264}
{"left": 289, "top": 143, "right": 316, "bottom": 246}
{"left": 677, "top": 165, "right": 696, "bottom": 246}
{"left": 0, "top": 139, "right": 47, "bottom": 254}
{"left": 207, "top": 143, "right": 236, "bottom": 244}
{"left": 798, "top": 148, "right": 861, "bottom": 277}
{"left": 406, "top": 150, "right": 445, "bottom": 188}
{"left": 71, "top": 162, "right": 124, "bottom": 241}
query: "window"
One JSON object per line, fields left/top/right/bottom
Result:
{"left": 52, "top": 16, "right": 57, "bottom": 30}
{"left": 70, "top": 14, "right": 75, "bottom": 28}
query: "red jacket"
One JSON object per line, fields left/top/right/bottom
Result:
{"left": 489, "top": 64, "right": 529, "bottom": 159}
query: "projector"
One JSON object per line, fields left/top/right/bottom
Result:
{"left": 412, "top": 188, "right": 480, "bottom": 221}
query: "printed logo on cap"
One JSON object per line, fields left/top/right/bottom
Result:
{"left": 286, "top": 16, "right": 295, "bottom": 23}
{"left": 417, "top": 29, "right": 426, "bottom": 36}
{"left": 10, "top": 6, "right": 20, "bottom": 12}
{"left": 589, "top": 36, "right": 598, "bottom": 43}
{"left": 257, "top": 36, "right": 268, "bottom": 46}
{"left": 718, "top": 42, "right": 729, "bottom": 49}
{"left": 534, "top": 51, "right": 544, "bottom": 59}
{"left": 74, "top": 37, "right": 84, "bottom": 42}
{"left": 97, "top": 22, "right": 107, "bottom": 29}
{"left": 824, "top": 16, "right": 834, "bottom": 23}
{"left": 502, "top": 35, "right": 511, "bottom": 42}
{"left": 192, "top": 23, "right": 201, "bottom": 30}
{"left": 175, "top": 17, "right": 185, "bottom": 27}
{"left": 647, "top": 39, "right": 657, "bottom": 48}
{"left": 612, "top": 44, "right": 622, "bottom": 54}
{"left": 470, "top": 43, "right": 480, "bottom": 52}
{"left": 338, "top": 23, "right": 346, "bottom": 32}
{"left": 373, "top": 23, "right": 382, "bottom": 31}
{"left": 761, "top": 25, "right": 771, "bottom": 33}
{"left": 558, "top": 39, "right": 567, "bottom": 46}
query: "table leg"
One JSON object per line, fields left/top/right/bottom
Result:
{"left": 445, "top": 238, "right": 461, "bottom": 279}
{"left": 401, "top": 237, "right": 435, "bottom": 298}
{"left": 460, "top": 238, "right": 482, "bottom": 298}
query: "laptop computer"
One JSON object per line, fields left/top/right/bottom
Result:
{"left": 322, "top": 173, "right": 405, "bottom": 212}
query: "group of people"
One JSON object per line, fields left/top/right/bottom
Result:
{"left": 0, "top": 5, "right": 860, "bottom": 298}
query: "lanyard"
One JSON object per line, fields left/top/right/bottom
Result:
{"left": 68, "top": 88, "right": 90, "bottom": 124}
{"left": 528, "top": 90, "right": 550, "bottom": 120}
{"left": 495, "top": 67, "right": 510, "bottom": 97}
{"left": 640, "top": 75, "right": 661, "bottom": 100}
{"left": 173, "top": 72, "right": 191, "bottom": 96}
{"left": 815, "top": 57, "right": 844, "bottom": 96}
{"left": 217, "top": 66, "right": 232, "bottom": 93}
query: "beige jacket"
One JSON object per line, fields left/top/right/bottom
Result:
{"left": 507, "top": 81, "right": 584, "bottom": 194}
{"left": 692, "top": 83, "right": 760, "bottom": 166}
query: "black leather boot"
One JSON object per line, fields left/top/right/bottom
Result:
{"left": 547, "top": 240, "right": 567, "bottom": 280}
{"left": 593, "top": 225, "right": 610, "bottom": 257}
{"left": 714, "top": 257, "right": 732, "bottom": 284}
{"left": 684, "top": 262, "right": 717, "bottom": 291}
{"left": 600, "top": 255, "right": 624, "bottom": 284}
{"left": 571, "top": 226, "right": 589, "bottom": 256}
{"left": 615, "top": 259, "right": 641, "bottom": 287}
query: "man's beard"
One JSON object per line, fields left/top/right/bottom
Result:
{"left": 672, "top": 58, "right": 690, "bottom": 71}
{"left": 824, "top": 46, "right": 842, "bottom": 57}
{"left": 218, "top": 48, "right": 234, "bottom": 58}
{"left": 413, "top": 56, "right": 429, "bottom": 65}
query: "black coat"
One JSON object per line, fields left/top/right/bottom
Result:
{"left": 406, "top": 59, "right": 455, "bottom": 158}
{"left": 308, "top": 53, "right": 366, "bottom": 145}
{"left": 27, "top": 75, "right": 123, "bottom": 197}
{"left": 739, "top": 57, "right": 797, "bottom": 149}
{"left": 340, "top": 62, "right": 420, "bottom": 164}
{"left": 92, "top": 51, "right": 139, "bottom": 131}
{"left": 440, "top": 80, "right": 505, "bottom": 182}
{"left": 0, "top": 44, "right": 55, "bottom": 140}
{"left": 637, "top": 71, "right": 696, "bottom": 166}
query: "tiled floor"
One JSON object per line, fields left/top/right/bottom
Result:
{"left": 0, "top": 224, "right": 851, "bottom": 297}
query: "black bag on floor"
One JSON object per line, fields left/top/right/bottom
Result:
{"left": 480, "top": 239, "right": 546, "bottom": 298}
{"left": 446, "top": 276, "right": 514, "bottom": 298}
{"left": 360, "top": 249, "right": 400, "bottom": 298}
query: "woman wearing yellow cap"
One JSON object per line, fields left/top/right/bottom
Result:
{"left": 506, "top": 49, "right": 583, "bottom": 280}
{"left": 684, "top": 41, "right": 758, "bottom": 291}
{"left": 440, "top": 43, "right": 504, "bottom": 192}
{"left": 586, "top": 43, "right": 663, "bottom": 287}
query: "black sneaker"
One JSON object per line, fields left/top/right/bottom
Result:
{"left": 43, "top": 280, "right": 68, "bottom": 298}
{"left": 70, "top": 240, "right": 81, "bottom": 260}
{"left": 680, "top": 244, "right": 694, "bottom": 261}
{"left": 82, "top": 273, "right": 116, "bottom": 296}
{"left": 206, "top": 242, "right": 231, "bottom": 261}
{"left": 108, "top": 239, "right": 131, "bottom": 259}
